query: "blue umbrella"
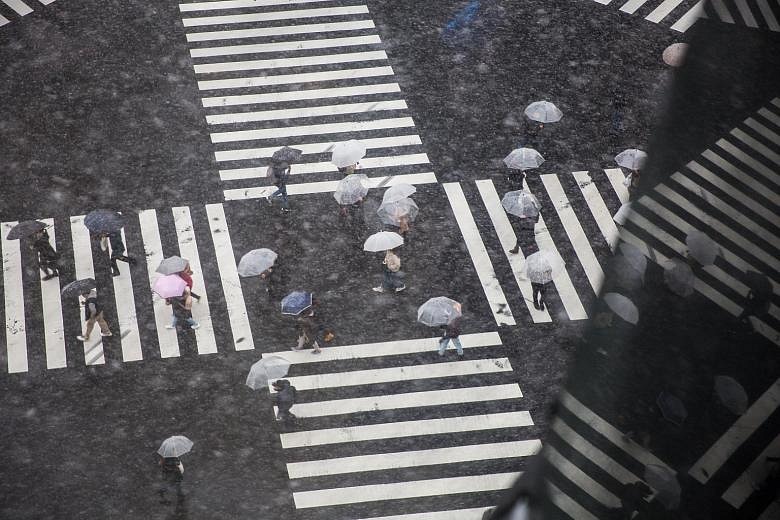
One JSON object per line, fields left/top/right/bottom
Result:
{"left": 281, "top": 291, "right": 313, "bottom": 316}
{"left": 84, "top": 209, "right": 123, "bottom": 233}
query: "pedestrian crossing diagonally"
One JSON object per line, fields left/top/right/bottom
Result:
{"left": 176, "top": 0, "right": 439, "bottom": 200}
{"left": 0, "top": 0, "right": 59, "bottom": 29}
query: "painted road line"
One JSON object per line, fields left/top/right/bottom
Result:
{"left": 182, "top": 5, "right": 370, "bottom": 26}
{"left": 195, "top": 50, "right": 388, "bottom": 74}
{"left": 604, "top": 168, "right": 629, "bottom": 204}
{"left": 0, "top": 15, "right": 9, "bottom": 26}
{"left": 205, "top": 204, "right": 253, "bottom": 350}
{"left": 355, "top": 507, "right": 494, "bottom": 520}
{"left": 699, "top": 150, "right": 780, "bottom": 206}
{"left": 39, "top": 219, "right": 66, "bottom": 370}
{"left": 546, "top": 480, "right": 599, "bottom": 520}
{"left": 293, "top": 472, "right": 521, "bottom": 508}
{"left": 734, "top": 0, "right": 759, "bottom": 26}
{"left": 475, "top": 179, "right": 551, "bottom": 322}
{"left": 2, "top": 0, "right": 33, "bottom": 16}
{"left": 573, "top": 171, "right": 619, "bottom": 251}
{"left": 544, "top": 444, "right": 621, "bottom": 508}
{"left": 288, "top": 440, "right": 541, "bottom": 478}
{"left": 280, "top": 411, "right": 534, "bottom": 448}
{"left": 190, "top": 34, "right": 382, "bottom": 58}
{"left": 179, "top": 0, "right": 336, "bottom": 11}
{"left": 690, "top": 377, "right": 780, "bottom": 483}
{"left": 716, "top": 139, "right": 780, "bottom": 187}
{"left": 215, "top": 133, "right": 419, "bottom": 162}
{"left": 759, "top": 501, "right": 780, "bottom": 520}
{"left": 646, "top": 0, "right": 685, "bottom": 22}
{"left": 534, "top": 214, "right": 588, "bottom": 320}
{"left": 541, "top": 174, "right": 605, "bottom": 294}
{"left": 560, "top": 391, "right": 674, "bottom": 472}
{"left": 670, "top": 0, "right": 706, "bottom": 32}
{"left": 199, "top": 66, "right": 395, "bottom": 91}
{"left": 269, "top": 358, "right": 513, "bottom": 392}
{"left": 206, "top": 99, "right": 405, "bottom": 125}
{"left": 261, "top": 331, "right": 501, "bottom": 364}
{"left": 186, "top": 20, "right": 375, "bottom": 42}
{"left": 219, "top": 152, "right": 427, "bottom": 181}
{"left": 223, "top": 172, "right": 437, "bottom": 200}
{"left": 758, "top": 106, "right": 780, "bottom": 128}
{"left": 619, "top": 0, "right": 650, "bottom": 14}
{"left": 109, "top": 228, "right": 143, "bottom": 362}
{"left": 731, "top": 128, "right": 780, "bottom": 165}
{"left": 138, "top": 210, "right": 180, "bottom": 359}
{"left": 69, "top": 216, "right": 105, "bottom": 365}
{"left": 443, "top": 182, "right": 516, "bottom": 326}
{"left": 744, "top": 118, "right": 780, "bottom": 146}
{"left": 757, "top": 0, "right": 780, "bottom": 30}
{"left": 281, "top": 383, "right": 523, "bottom": 418}
{"left": 172, "top": 207, "right": 218, "bottom": 355}
{"left": 710, "top": 0, "right": 736, "bottom": 22}
{"left": 1, "top": 222, "right": 27, "bottom": 373}
{"left": 210, "top": 116, "right": 413, "bottom": 143}
{"left": 202, "top": 81, "right": 399, "bottom": 107}
{"left": 722, "top": 431, "right": 780, "bottom": 507}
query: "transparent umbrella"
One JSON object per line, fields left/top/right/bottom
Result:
{"left": 524, "top": 250, "right": 564, "bottom": 284}
{"left": 503, "top": 147, "right": 545, "bottom": 170}
{"left": 657, "top": 391, "right": 687, "bottom": 426}
{"left": 613, "top": 202, "right": 634, "bottom": 226}
{"left": 615, "top": 149, "right": 648, "bottom": 170}
{"left": 156, "top": 256, "right": 189, "bottom": 275}
{"left": 331, "top": 139, "right": 366, "bottom": 168}
{"left": 382, "top": 183, "right": 416, "bottom": 204}
{"left": 662, "top": 43, "right": 689, "bottom": 67}
{"left": 524, "top": 101, "right": 563, "bottom": 123}
{"left": 417, "top": 297, "right": 462, "bottom": 327}
{"left": 714, "top": 375, "right": 749, "bottom": 415}
{"left": 644, "top": 464, "right": 681, "bottom": 510}
{"left": 377, "top": 197, "right": 419, "bottom": 226}
{"left": 603, "top": 292, "right": 639, "bottom": 324}
{"left": 664, "top": 258, "right": 695, "bottom": 297}
{"left": 618, "top": 242, "right": 647, "bottom": 276}
{"left": 333, "top": 174, "right": 369, "bottom": 205}
{"left": 501, "top": 190, "right": 541, "bottom": 218}
{"left": 238, "top": 248, "right": 278, "bottom": 278}
{"left": 686, "top": 230, "right": 719, "bottom": 265}
{"left": 363, "top": 231, "right": 404, "bottom": 252}
{"left": 157, "top": 436, "right": 193, "bottom": 458}
{"left": 246, "top": 356, "right": 291, "bottom": 390}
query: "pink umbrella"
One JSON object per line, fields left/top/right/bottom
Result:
{"left": 153, "top": 274, "right": 187, "bottom": 299}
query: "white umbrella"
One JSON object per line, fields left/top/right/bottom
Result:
{"left": 246, "top": 356, "right": 291, "bottom": 390}
{"left": 663, "top": 258, "right": 694, "bottom": 297}
{"left": 331, "top": 139, "right": 367, "bottom": 168}
{"left": 663, "top": 43, "right": 689, "bottom": 67}
{"left": 333, "top": 174, "right": 369, "bottom": 205}
{"left": 644, "top": 464, "right": 681, "bottom": 510}
{"left": 157, "top": 436, "right": 194, "bottom": 458}
{"left": 524, "top": 101, "right": 563, "bottom": 123}
{"left": 417, "top": 297, "right": 462, "bottom": 327}
{"left": 503, "top": 148, "right": 545, "bottom": 170}
{"left": 156, "top": 256, "right": 189, "bottom": 275}
{"left": 618, "top": 242, "right": 647, "bottom": 276}
{"left": 714, "top": 375, "right": 748, "bottom": 415}
{"left": 686, "top": 230, "right": 719, "bottom": 265}
{"left": 615, "top": 149, "right": 648, "bottom": 170}
{"left": 501, "top": 190, "right": 541, "bottom": 218}
{"left": 613, "top": 202, "right": 634, "bottom": 226}
{"left": 612, "top": 255, "right": 643, "bottom": 291}
{"left": 524, "top": 250, "right": 565, "bottom": 284}
{"left": 603, "top": 292, "right": 639, "bottom": 325}
{"left": 238, "top": 248, "right": 278, "bottom": 278}
{"left": 377, "top": 197, "right": 419, "bottom": 226}
{"left": 382, "top": 183, "right": 417, "bottom": 204}
{"left": 363, "top": 231, "right": 404, "bottom": 252}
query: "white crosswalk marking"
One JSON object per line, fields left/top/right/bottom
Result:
{"left": 756, "top": 0, "right": 780, "bottom": 30}
{"left": 0, "top": 15, "right": 9, "bottom": 26}
{"left": 206, "top": 99, "right": 405, "bottom": 125}
{"left": 182, "top": 5, "right": 370, "bottom": 27}
{"left": 190, "top": 34, "right": 382, "bottom": 57}
{"left": 722, "top": 431, "right": 780, "bottom": 507}
{"left": 187, "top": 20, "right": 376, "bottom": 41}
{"left": 199, "top": 66, "right": 395, "bottom": 91}
{"left": 2, "top": 0, "right": 33, "bottom": 16}
{"left": 734, "top": 0, "right": 759, "bottom": 26}
{"left": 646, "top": 0, "right": 685, "bottom": 22}
{"left": 214, "top": 134, "right": 418, "bottom": 161}
{"left": 716, "top": 138, "right": 780, "bottom": 187}
{"left": 108, "top": 228, "right": 143, "bottom": 362}
{"left": 1, "top": 222, "right": 28, "bottom": 373}
{"left": 546, "top": 481, "right": 599, "bottom": 520}
{"left": 355, "top": 508, "right": 494, "bottom": 520}
{"left": 203, "top": 81, "right": 400, "bottom": 107}
{"left": 544, "top": 444, "right": 622, "bottom": 508}
{"left": 210, "top": 116, "right": 412, "bottom": 143}
{"left": 69, "top": 216, "right": 105, "bottom": 365}
{"left": 179, "top": 0, "right": 336, "bottom": 11}
{"left": 670, "top": 0, "right": 706, "bottom": 31}
{"left": 604, "top": 167, "right": 630, "bottom": 204}
{"left": 573, "top": 171, "right": 619, "bottom": 251}
{"left": 731, "top": 128, "right": 780, "bottom": 166}
{"left": 710, "top": 0, "right": 736, "bottom": 22}
{"left": 195, "top": 50, "right": 389, "bottom": 74}
{"left": 39, "top": 219, "right": 66, "bottom": 370}
{"left": 619, "top": 0, "right": 650, "bottom": 14}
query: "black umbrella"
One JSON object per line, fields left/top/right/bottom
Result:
{"left": 84, "top": 210, "right": 123, "bottom": 233}
{"left": 61, "top": 278, "right": 96, "bottom": 298}
{"left": 745, "top": 271, "right": 772, "bottom": 299}
{"left": 6, "top": 220, "right": 47, "bottom": 240}
{"left": 657, "top": 391, "right": 687, "bottom": 426}
{"left": 272, "top": 146, "right": 303, "bottom": 164}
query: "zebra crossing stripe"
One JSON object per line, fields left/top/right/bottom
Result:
{"left": 39, "top": 219, "right": 66, "bottom": 370}
{"left": 210, "top": 116, "right": 412, "bottom": 143}
{"left": 262, "top": 331, "right": 501, "bottom": 364}
{"left": 573, "top": 171, "right": 619, "bottom": 251}
{"left": 287, "top": 439, "right": 541, "bottom": 479}
{"left": 689, "top": 377, "right": 780, "bottom": 483}
{"left": 109, "top": 228, "right": 143, "bottom": 362}
{"left": 199, "top": 66, "right": 395, "bottom": 91}
{"left": 759, "top": 500, "right": 780, "bottom": 520}
{"left": 202, "top": 81, "right": 399, "bottom": 107}
{"left": 354, "top": 507, "right": 494, "bottom": 520}
{"left": 1, "top": 222, "right": 28, "bottom": 373}
{"left": 443, "top": 182, "right": 516, "bottom": 326}
{"left": 731, "top": 128, "right": 780, "bottom": 166}
{"left": 269, "top": 358, "right": 514, "bottom": 392}
{"left": 716, "top": 139, "right": 780, "bottom": 187}
{"left": 710, "top": 0, "right": 736, "bottom": 22}
{"left": 757, "top": 0, "right": 780, "bottom": 30}
{"left": 186, "top": 20, "right": 375, "bottom": 42}
{"left": 619, "top": 0, "right": 649, "bottom": 15}
{"left": 2, "top": 0, "right": 33, "bottom": 16}
{"left": 474, "top": 179, "right": 552, "bottom": 322}
{"left": 546, "top": 480, "right": 599, "bottom": 520}
{"left": 179, "top": 0, "right": 336, "bottom": 11}
{"left": 758, "top": 106, "right": 780, "bottom": 127}
{"left": 190, "top": 34, "right": 382, "bottom": 57}
{"left": 544, "top": 444, "right": 621, "bottom": 508}
{"left": 722, "top": 431, "right": 780, "bottom": 507}
{"left": 69, "top": 216, "right": 105, "bottom": 366}
{"left": 733, "top": 0, "right": 759, "bottom": 27}
{"left": 670, "top": 0, "right": 706, "bottom": 32}
{"left": 292, "top": 472, "right": 521, "bottom": 508}
{"left": 206, "top": 99, "right": 405, "bottom": 125}
{"left": 195, "top": 50, "right": 389, "bottom": 74}
{"left": 604, "top": 168, "right": 629, "bottom": 204}
{"left": 205, "top": 204, "right": 254, "bottom": 351}
{"left": 138, "top": 210, "right": 181, "bottom": 359}
{"left": 646, "top": 0, "right": 685, "bottom": 23}
{"left": 182, "top": 5, "right": 370, "bottom": 26}
{"left": 280, "top": 411, "right": 534, "bottom": 448}
{"left": 699, "top": 151, "right": 780, "bottom": 207}
{"left": 0, "top": 15, "right": 9, "bottom": 26}
{"left": 172, "top": 207, "right": 218, "bottom": 355}
{"left": 744, "top": 117, "right": 780, "bottom": 146}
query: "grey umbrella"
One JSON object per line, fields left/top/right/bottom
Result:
{"left": 363, "top": 231, "right": 404, "bottom": 252}
{"left": 615, "top": 149, "right": 648, "bottom": 170}
{"left": 238, "top": 249, "right": 278, "bottom": 278}
{"left": 503, "top": 147, "right": 545, "bottom": 170}
{"left": 157, "top": 436, "right": 194, "bottom": 458}
{"left": 6, "top": 220, "right": 47, "bottom": 240}
{"left": 524, "top": 250, "right": 564, "bottom": 284}
{"left": 156, "top": 256, "right": 189, "bottom": 275}
{"left": 272, "top": 146, "right": 302, "bottom": 164}
{"left": 501, "top": 190, "right": 541, "bottom": 218}
{"left": 84, "top": 209, "right": 123, "bottom": 233}
{"left": 612, "top": 255, "right": 643, "bottom": 291}
{"left": 524, "top": 101, "right": 563, "bottom": 123}
{"left": 604, "top": 292, "right": 639, "bottom": 325}
{"left": 618, "top": 242, "right": 647, "bottom": 276}
{"left": 714, "top": 375, "right": 749, "bottom": 415}
{"left": 644, "top": 464, "right": 681, "bottom": 510}
{"left": 686, "top": 230, "right": 719, "bottom": 265}
{"left": 657, "top": 391, "right": 687, "bottom": 426}
{"left": 664, "top": 258, "right": 694, "bottom": 297}
{"left": 382, "top": 183, "right": 417, "bottom": 204}
{"left": 61, "top": 278, "right": 97, "bottom": 298}
{"left": 246, "top": 356, "right": 291, "bottom": 390}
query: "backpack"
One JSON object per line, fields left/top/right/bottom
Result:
{"left": 385, "top": 252, "right": 401, "bottom": 273}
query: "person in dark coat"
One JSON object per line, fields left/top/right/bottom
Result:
{"left": 293, "top": 309, "right": 322, "bottom": 354}
{"left": 98, "top": 231, "right": 136, "bottom": 277}
{"left": 165, "top": 290, "right": 200, "bottom": 331}
{"left": 177, "top": 263, "right": 201, "bottom": 301}
{"left": 272, "top": 379, "right": 297, "bottom": 422}
{"left": 158, "top": 455, "right": 184, "bottom": 504}
{"left": 267, "top": 161, "right": 291, "bottom": 212}
{"left": 30, "top": 229, "right": 60, "bottom": 280}
{"left": 531, "top": 281, "right": 549, "bottom": 311}
{"left": 438, "top": 317, "right": 463, "bottom": 358}
{"left": 520, "top": 118, "right": 544, "bottom": 149}
{"left": 509, "top": 214, "right": 539, "bottom": 255}
{"left": 77, "top": 290, "right": 112, "bottom": 341}
{"left": 738, "top": 287, "right": 772, "bottom": 322}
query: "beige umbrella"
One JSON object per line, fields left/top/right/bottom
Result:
{"left": 662, "top": 43, "right": 689, "bottom": 67}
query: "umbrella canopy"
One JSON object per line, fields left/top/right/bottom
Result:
{"left": 618, "top": 242, "right": 647, "bottom": 275}
{"left": 152, "top": 274, "right": 188, "bottom": 299}
{"left": 281, "top": 291, "right": 313, "bottom": 316}
{"left": 272, "top": 146, "right": 302, "bottom": 164}
{"left": 714, "top": 375, "right": 749, "bottom": 415}
{"left": 6, "top": 220, "right": 47, "bottom": 240}
{"left": 156, "top": 256, "right": 189, "bottom": 276}
{"left": 331, "top": 139, "right": 367, "bottom": 168}
{"left": 664, "top": 258, "right": 695, "bottom": 297}
{"left": 662, "top": 42, "right": 689, "bottom": 67}
{"left": 686, "top": 230, "right": 719, "bottom": 265}
{"left": 615, "top": 149, "right": 648, "bottom": 170}
{"left": 61, "top": 278, "right": 97, "bottom": 299}
{"left": 524, "top": 250, "right": 565, "bottom": 284}
{"left": 333, "top": 174, "right": 370, "bottom": 205}
{"left": 417, "top": 297, "right": 462, "bottom": 327}
{"left": 745, "top": 271, "right": 773, "bottom": 298}
{"left": 238, "top": 248, "right": 278, "bottom": 278}
{"left": 246, "top": 356, "right": 291, "bottom": 390}
{"left": 363, "top": 231, "right": 404, "bottom": 252}
{"left": 382, "top": 183, "right": 417, "bottom": 204}
{"left": 613, "top": 202, "right": 633, "bottom": 226}
{"left": 84, "top": 209, "right": 124, "bottom": 233}
{"left": 644, "top": 464, "right": 681, "bottom": 510}
{"left": 657, "top": 391, "right": 687, "bottom": 426}
{"left": 524, "top": 101, "right": 563, "bottom": 123}
{"left": 157, "top": 436, "right": 194, "bottom": 458}
{"left": 377, "top": 197, "right": 419, "bottom": 226}
{"left": 503, "top": 147, "right": 545, "bottom": 170}
{"left": 612, "top": 255, "right": 643, "bottom": 291}
{"left": 501, "top": 190, "right": 541, "bottom": 219}
{"left": 603, "top": 292, "right": 639, "bottom": 325}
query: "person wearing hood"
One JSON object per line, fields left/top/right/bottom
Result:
{"left": 272, "top": 379, "right": 297, "bottom": 422}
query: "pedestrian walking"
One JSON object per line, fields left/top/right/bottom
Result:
{"left": 625, "top": 169, "right": 641, "bottom": 200}
{"left": 373, "top": 248, "right": 405, "bottom": 293}
{"left": 177, "top": 263, "right": 201, "bottom": 301}
{"left": 293, "top": 308, "right": 323, "bottom": 354}
{"left": 532, "top": 281, "right": 549, "bottom": 311}
{"left": 30, "top": 229, "right": 60, "bottom": 280}
{"left": 738, "top": 274, "right": 772, "bottom": 323}
{"left": 77, "top": 289, "right": 112, "bottom": 341}
{"left": 165, "top": 289, "right": 200, "bottom": 331}
{"left": 338, "top": 163, "right": 358, "bottom": 175}
{"left": 438, "top": 316, "right": 464, "bottom": 358}
{"left": 272, "top": 379, "right": 297, "bottom": 422}
{"left": 157, "top": 455, "right": 184, "bottom": 504}
{"left": 508, "top": 214, "right": 539, "bottom": 254}
{"left": 266, "top": 160, "right": 291, "bottom": 212}
{"left": 520, "top": 118, "right": 544, "bottom": 148}
{"left": 98, "top": 231, "right": 137, "bottom": 277}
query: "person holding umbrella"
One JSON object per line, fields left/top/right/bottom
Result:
{"left": 501, "top": 190, "right": 541, "bottom": 255}
{"left": 331, "top": 139, "right": 366, "bottom": 175}
{"left": 77, "top": 289, "right": 112, "bottom": 342}
{"left": 524, "top": 250, "right": 565, "bottom": 311}
{"left": 157, "top": 256, "right": 200, "bottom": 301}
{"left": 238, "top": 248, "right": 279, "bottom": 295}
{"left": 418, "top": 297, "right": 464, "bottom": 358}
{"left": 738, "top": 271, "right": 773, "bottom": 323}
{"left": 84, "top": 210, "right": 136, "bottom": 277}
{"left": 373, "top": 247, "right": 405, "bottom": 293}
{"left": 30, "top": 228, "right": 61, "bottom": 280}
{"left": 334, "top": 174, "right": 369, "bottom": 240}
{"left": 521, "top": 100, "right": 563, "bottom": 148}
{"left": 272, "top": 379, "right": 298, "bottom": 422}
{"left": 377, "top": 197, "right": 418, "bottom": 238}
{"left": 282, "top": 291, "right": 322, "bottom": 354}
{"left": 154, "top": 274, "right": 199, "bottom": 331}
{"left": 615, "top": 149, "right": 647, "bottom": 201}
{"left": 266, "top": 160, "right": 291, "bottom": 212}
{"left": 503, "top": 147, "right": 544, "bottom": 191}
{"left": 157, "top": 436, "right": 193, "bottom": 504}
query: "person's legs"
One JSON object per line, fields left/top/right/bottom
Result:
{"left": 539, "top": 284, "right": 547, "bottom": 309}
{"left": 532, "top": 283, "right": 541, "bottom": 309}
{"left": 278, "top": 184, "right": 289, "bottom": 209}
{"left": 452, "top": 337, "right": 464, "bottom": 355}
{"left": 96, "top": 313, "right": 112, "bottom": 336}
{"left": 438, "top": 337, "right": 450, "bottom": 356}
{"left": 185, "top": 317, "right": 199, "bottom": 329}
{"left": 166, "top": 314, "right": 179, "bottom": 329}
{"left": 80, "top": 316, "right": 97, "bottom": 340}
